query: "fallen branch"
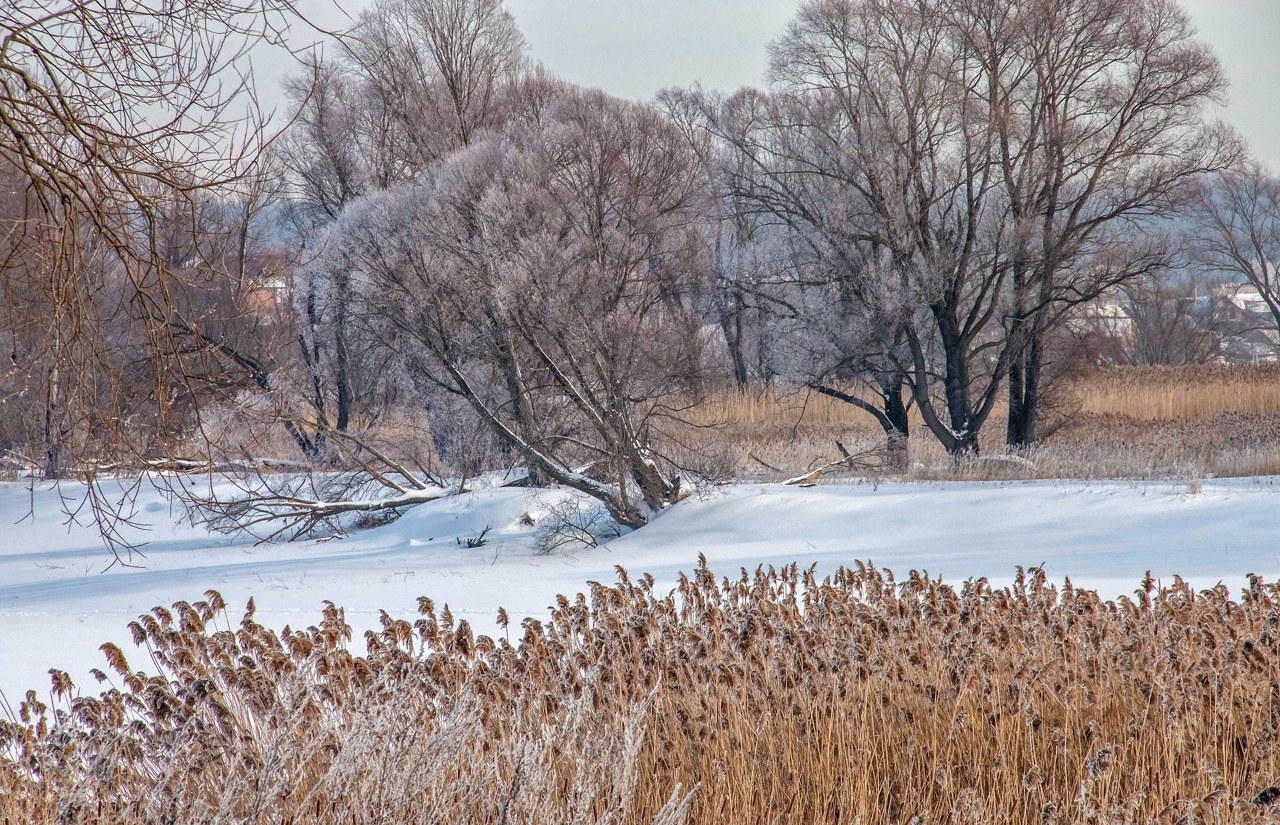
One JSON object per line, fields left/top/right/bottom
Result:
{"left": 195, "top": 469, "right": 530, "bottom": 542}
{"left": 145, "top": 457, "right": 315, "bottom": 474}
{"left": 784, "top": 442, "right": 885, "bottom": 486}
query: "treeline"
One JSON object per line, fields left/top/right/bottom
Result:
{"left": 4, "top": 0, "right": 1280, "bottom": 534}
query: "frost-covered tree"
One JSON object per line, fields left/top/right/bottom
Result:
{"left": 275, "top": 0, "right": 530, "bottom": 454}
{"left": 329, "top": 90, "right": 715, "bottom": 528}
{"left": 965, "top": 0, "right": 1236, "bottom": 446}
{"left": 671, "top": 0, "right": 1009, "bottom": 458}
{"left": 343, "top": 0, "right": 527, "bottom": 159}
{"left": 282, "top": 0, "right": 528, "bottom": 218}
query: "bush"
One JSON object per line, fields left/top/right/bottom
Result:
{"left": 533, "top": 496, "right": 623, "bottom": 554}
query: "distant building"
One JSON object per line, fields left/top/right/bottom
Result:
{"left": 1211, "top": 283, "right": 1279, "bottom": 362}
{"left": 246, "top": 275, "right": 288, "bottom": 314}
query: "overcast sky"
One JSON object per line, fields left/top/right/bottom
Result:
{"left": 280, "top": 0, "right": 1280, "bottom": 168}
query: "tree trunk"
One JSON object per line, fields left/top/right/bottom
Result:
{"left": 878, "top": 373, "right": 910, "bottom": 471}
{"left": 937, "top": 312, "right": 980, "bottom": 458}
{"left": 334, "top": 274, "right": 353, "bottom": 434}
{"left": 493, "top": 322, "right": 549, "bottom": 487}
{"left": 1006, "top": 317, "right": 1028, "bottom": 447}
{"left": 44, "top": 358, "right": 62, "bottom": 480}
{"left": 1007, "top": 329, "right": 1043, "bottom": 447}
{"left": 722, "top": 296, "right": 750, "bottom": 389}
{"left": 902, "top": 313, "right": 995, "bottom": 461}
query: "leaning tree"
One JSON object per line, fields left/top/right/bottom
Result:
{"left": 246, "top": 88, "right": 718, "bottom": 532}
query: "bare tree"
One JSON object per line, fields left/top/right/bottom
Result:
{"left": 709, "top": 187, "right": 790, "bottom": 390}
{"left": 955, "top": 0, "right": 1238, "bottom": 445}
{"left": 284, "top": 0, "right": 527, "bottom": 206}
{"left": 0, "top": 0, "right": 311, "bottom": 554}
{"left": 280, "top": 60, "right": 376, "bottom": 223}
{"left": 0, "top": 159, "right": 52, "bottom": 473}
{"left": 279, "top": 0, "right": 532, "bottom": 222}
{"left": 1119, "top": 272, "right": 1225, "bottom": 366}
{"left": 671, "top": 0, "right": 1010, "bottom": 458}
{"left": 670, "top": 0, "right": 1233, "bottom": 456}
{"left": 1190, "top": 164, "right": 1280, "bottom": 341}
{"left": 274, "top": 0, "right": 528, "bottom": 465}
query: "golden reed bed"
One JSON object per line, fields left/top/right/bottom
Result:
{"left": 1070, "top": 364, "right": 1280, "bottom": 421}
{"left": 678, "top": 364, "right": 1280, "bottom": 481}
{"left": 693, "top": 364, "right": 1280, "bottom": 430}
{"left": 4, "top": 562, "right": 1279, "bottom": 823}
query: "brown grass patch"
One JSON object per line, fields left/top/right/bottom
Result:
{"left": 1068, "top": 364, "right": 1280, "bottom": 421}
{"left": 678, "top": 365, "right": 1280, "bottom": 481}
{"left": 4, "top": 564, "right": 1280, "bottom": 823}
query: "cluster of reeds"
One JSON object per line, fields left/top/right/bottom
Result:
{"left": 1070, "top": 364, "right": 1280, "bottom": 421}
{"left": 4, "top": 562, "right": 1280, "bottom": 823}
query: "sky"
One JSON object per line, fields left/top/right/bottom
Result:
{"left": 277, "top": 0, "right": 1280, "bottom": 169}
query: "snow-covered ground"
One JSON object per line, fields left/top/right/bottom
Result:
{"left": 3, "top": 476, "right": 1280, "bottom": 702}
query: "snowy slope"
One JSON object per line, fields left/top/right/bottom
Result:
{"left": 2, "top": 476, "right": 1279, "bottom": 702}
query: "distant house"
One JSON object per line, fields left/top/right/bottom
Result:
{"left": 1211, "top": 283, "right": 1279, "bottom": 362}
{"left": 1068, "top": 282, "right": 1280, "bottom": 365}
{"left": 246, "top": 274, "right": 288, "bottom": 314}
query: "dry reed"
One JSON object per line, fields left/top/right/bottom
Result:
{"left": 4, "top": 563, "right": 1280, "bottom": 824}
{"left": 1069, "top": 364, "right": 1280, "bottom": 421}
{"left": 680, "top": 365, "right": 1280, "bottom": 481}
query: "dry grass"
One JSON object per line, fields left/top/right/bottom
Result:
{"left": 1070, "top": 364, "right": 1280, "bottom": 421}
{"left": 677, "top": 388, "right": 899, "bottom": 482}
{"left": 680, "top": 365, "right": 1280, "bottom": 482}
{"left": 4, "top": 564, "right": 1280, "bottom": 824}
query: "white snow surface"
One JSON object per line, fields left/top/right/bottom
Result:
{"left": 3, "top": 476, "right": 1280, "bottom": 702}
